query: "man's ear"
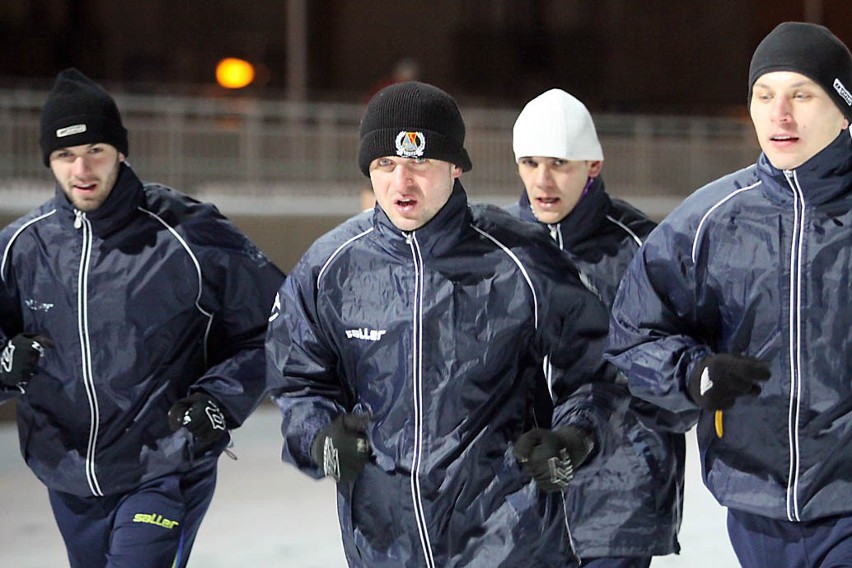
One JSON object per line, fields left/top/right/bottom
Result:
{"left": 588, "top": 160, "right": 603, "bottom": 177}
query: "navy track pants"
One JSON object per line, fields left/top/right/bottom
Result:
{"left": 48, "top": 458, "right": 217, "bottom": 568}
{"left": 728, "top": 508, "right": 852, "bottom": 567}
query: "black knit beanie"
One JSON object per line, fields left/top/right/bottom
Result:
{"left": 39, "top": 68, "right": 128, "bottom": 166}
{"left": 748, "top": 21, "right": 852, "bottom": 120}
{"left": 358, "top": 81, "right": 472, "bottom": 177}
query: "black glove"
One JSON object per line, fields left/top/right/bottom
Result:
{"left": 687, "top": 354, "right": 771, "bottom": 411}
{"left": 513, "top": 426, "right": 595, "bottom": 492}
{"left": 311, "top": 413, "right": 371, "bottom": 483}
{"left": 0, "top": 333, "right": 52, "bottom": 388}
{"left": 168, "top": 392, "right": 228, "bottom": 445}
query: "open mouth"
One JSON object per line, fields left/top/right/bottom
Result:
{"left": 769, "top": 134, "right": 798, "bottom": 142}
{"left": 396, "top": 198, "right": 416, "bottom": 210}
{"left": 536, "top": 197, "right": 560, "bottom": 206}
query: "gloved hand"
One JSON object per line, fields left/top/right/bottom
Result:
{"left": 687, "top": 354, "right": 771, "bottom": 411}
{"left": 0, "top": 333, "right": 52, "bottom": 388}
{"left": 311, "top": 413, "right": 371, "bottom": 483}
{"left": 513, "top": 426, "right": 595, "bottom": 492}
{"left": 168, "top": 392, "right": 228, "bottom": 445}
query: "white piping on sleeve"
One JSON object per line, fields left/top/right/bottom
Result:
{"left": 317, "top": 228, "right": 374, "bottom": 287}
{"left": 140, "top": 208, "right": 207, "bottom": 310}
{"left": 605, "top": 214, "right": 643, "bottom": 247}
{"left": 472, "top": 225, "right": 563, "bottom": 401}
{"left": 471, "top": 225, "right": 539, "bottom": 329}
{"left": 691, "top": 182, "right": 760, "bottom": 265}
{"left": 140, "top": 207, "right": 213, "bottom": 362}
{"left": 1, "top": 210, "right": 57, "bottom": 283}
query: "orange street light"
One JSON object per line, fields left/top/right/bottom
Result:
{"left": 215, "top": 58, "right": 255, "bottom": 89}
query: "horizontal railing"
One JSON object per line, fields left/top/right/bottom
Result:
{"left": 0, "top": 89, "right": 760, "bottom": 218}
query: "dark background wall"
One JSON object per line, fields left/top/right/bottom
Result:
{"left": 1, "top": 1, "right": 850, "bottom": 115}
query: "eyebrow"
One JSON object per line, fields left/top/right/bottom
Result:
{"left": 753, "top": 79, "right": 817, "bottom": 90}
{"left": 51, "top": 143, "right": 102, "bottom": 155}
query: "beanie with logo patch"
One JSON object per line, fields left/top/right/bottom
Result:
{"left": 512, "top": 89, "right": 603, "bottom": 163}
{"left": 39, "top": 68, "right": 128, "bottom": 167}
{"left": 748, "top": 21, "right": 852, "bottom": 120}
{"left": 358, "top": 81, "right": 472, "bottom": 177}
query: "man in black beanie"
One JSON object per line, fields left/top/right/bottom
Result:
{"left": 39, "top": 68, "right": 128, "bottom": 168}
{"left": 607, "top": 21, "right": 852, "bottom": 568}
{"left": 0, "top": 68, "right": 284, "bottom": 568}
{"left": 267, "top": 81, "right": 622, "bottom": 566}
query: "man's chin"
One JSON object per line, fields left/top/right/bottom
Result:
{"left": 533, "top": 210, "right": 563, "bottom": 225}
{"left": 70, "top": 198, "right": 102, "bottom": 212}
{"left": 388, "top": 214, "right": 424, "bottom": 232}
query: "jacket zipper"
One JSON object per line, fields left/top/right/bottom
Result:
{"left": 782, "top": 170, "right": 804, "bottom": 522}
{"left": 546, "top": 222, "right": 584, "bottom": 564}
{"left": 547, "top": 223, "right": 563, "bottom": 248}
{"left": 75, "top": 209, "right": 104, "bottom": 497}
{"left": 404, "top": 231, "right": 437, "bottom": 568}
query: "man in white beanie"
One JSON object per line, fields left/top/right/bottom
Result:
{"left": 507, "top": 88, "right": 684, "bottom": 567}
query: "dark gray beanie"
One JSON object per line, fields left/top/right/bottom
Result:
{"left": 358, "top": 81, "right": 472, "bottom": 177}
{"left": 748, "top": 22, "right": 852, "bottom": 120}
{"left": 39, "top": 68, "right": 128, "bottom": 166}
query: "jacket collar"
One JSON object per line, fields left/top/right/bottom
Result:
{"left": 757, "top": 129, "right": 852, "bottom": 206}
{"left": 516, "top": 176, "right": 610, "bottom": 249}
{"left": 55, "top": 162, "right": 145, "bottom": 237}
{"left": 373, "top": 179, "right": 470, "bottom": 258}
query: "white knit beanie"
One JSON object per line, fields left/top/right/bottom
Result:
{"left": 512, "top": 89, "right": 603, "bottom": 162}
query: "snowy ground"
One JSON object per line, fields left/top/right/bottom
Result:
{"left": 0, "top": 404, "right": 738, "bottom": 567}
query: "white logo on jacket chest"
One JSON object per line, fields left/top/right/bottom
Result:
{"left": 345, "top": 328, "right": 387, "bottom": 341}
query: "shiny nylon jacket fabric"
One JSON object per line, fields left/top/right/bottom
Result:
{"left": 267, "top": 182, "right": 616, "bottom": 567}
{"left": 607, "top": 130, "right": 852, "bottom": 522}
{"left": 508, "top": 179, "right": 684, "bottom": 558}
{"left": 0, "top": 164, "right": 284, "bottom": 497}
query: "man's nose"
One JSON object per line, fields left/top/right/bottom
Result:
{"left": 770, "top": 96, "right": 793, "bottom": 122}
{"left": 70, "top": 156, "right": 89, "bottom": 176}
{"left": 392, "top": 162, "right": 413, "bottom": 187}
{"left": 534, "top": 165, "right": 552, "bottom": 185}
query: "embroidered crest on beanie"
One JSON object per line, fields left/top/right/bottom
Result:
{"left": 748, "top": 21, "right": 852, "bottom": 120}
{"left": 358, "top": 81, "right": 472, "bottom": 177}
{"left": 39, "top": 68, "right": 128, "bottom": 166}
{"left": 512, "top": 89, "right": 603, "bottom": 163}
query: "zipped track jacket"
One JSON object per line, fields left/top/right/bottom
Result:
{"left": 0, "top": 163, "right": 284, "bottom": 497}
{"left": 607, "top": 130, "right": 852, "bottom": 522}
{"left": 508, "top": 179, "right": 684, "bottom": 559}
{"left": 267, "top": 182, "right": 617, "bottom": 567}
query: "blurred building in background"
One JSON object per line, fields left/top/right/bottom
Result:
{"left": 1, "top": 1, "right": 849, "bottom": 113}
